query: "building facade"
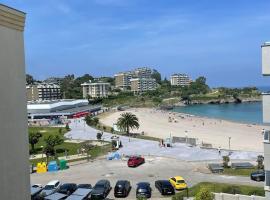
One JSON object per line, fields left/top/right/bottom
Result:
{"left": 0, "top": 4, "right": 30, "bottom": 199}
{"left": 114, "top": 72, "right": 133, "bottom": 90}
{"left": 26, "top": 83, "right": 61, "bottom": 101}
{"left": 262, "top": 42, "right": 270, "bottom": 198}
{"left": 114, "top": 67, "right": 153, "bottom": 90}
{"left": 81, "top": 82, "right": 110, "bottom": 98}
{"left": 130, "top": 78, "right": 157, "bottom": 93}
{"left": 170, "top": 73, "right": 191, "bottom": 86}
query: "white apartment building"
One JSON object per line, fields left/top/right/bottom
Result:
{"left": 81, "top": 82, "right": 110, "bottom": 98}
{"left": 170, "top": 73, "right": 191, "bottom": 86}
{"left": 26, "top": 83, "right": 61, "bottom": 101}
{"left": 130, "top": 78, "right": 157, "bottom": 93}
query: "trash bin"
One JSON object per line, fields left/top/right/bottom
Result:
{"left": 48, "top": 161, "right": 58, "bottom": 172}
{"left": 59, "top": 159, "right": 67, "bottom": 170}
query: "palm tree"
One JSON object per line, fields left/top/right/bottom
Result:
{"left": 116, "top": 112, "right": 139, "bottom": 141}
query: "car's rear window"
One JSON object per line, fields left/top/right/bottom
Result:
{"left": 177, "top": 180, "right": 185, "bottom": 184}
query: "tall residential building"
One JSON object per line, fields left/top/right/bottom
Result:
{"left": 261, "top": 42, "right": 270, "bottom": 198}
{"left": 0, "top": 4, "right": 30, "bottom": 199}
{"left": 81, "top": 81, "right": 110, "bottom": 98}
{"left": 130, "top": 78, "right": 157, "bottom": 93}
{"left": 170, "top": 73, "right": 191, "bottom": 86}
{"left": 43, "top": 77, "right": 63, "bottom": 85}
{"left": 26, "top": 83, "right": 61, "bottom": 101}
{"left": 114, "top": 67, "right": 153, "bottom": 90}
{"left": 114, "top": 72, "right": 133, "bottom": 90}
{"left": 134, "top": 67, "right": 152, "bottom": 79}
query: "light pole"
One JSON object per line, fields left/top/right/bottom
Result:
{"left": 228, "top": 137, "right": 231, "bottom": 151}
{"left": 40, "top": 146, "right": 44, "bottom": 159}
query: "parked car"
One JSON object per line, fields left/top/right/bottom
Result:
{"left": 155, "top": 180, "right": 175, "bottom": 195}
{"left": 38, "top": 180, "right": 61, "bottom": 198}
{"left": 58, "top": 183, "right": 77, "bottom": 195}
{"left": 77, "top": 184, "right": 92, "bottom": 189}
{"left": 90, "top": 180, "right": 111, "bottom": 200}
{"left": 44, "top": 193, "right": 68, "bottom": 200}
{"left": 114, "top": 180, "right": 131, "bottom": 198}
{"left": 31, "top": 184, "right": 43, "bottom": 200}
{"left": 136, "top": 182, "right": 151, "bottom": 199}
{"left": 127, "top": 156, "right": 145, "bottom": 167}
{"left": 251, "top": 170, "right": 265, "bottom": 182}
{"left": 169, "top": 176, "right": 187, "bottom": 190}
{"left": 66, "top": 188, "right": 92, "bottom": 200}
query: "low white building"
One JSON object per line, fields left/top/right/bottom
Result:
{"left": 170, "top": 73, "right": 191, "bottom": 86}
{"left": 81, "top": 81, "right": 110, "bottom": 98}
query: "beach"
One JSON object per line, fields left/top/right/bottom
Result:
{"left": 99, "top": 108, "right": 269, "bottom": 152}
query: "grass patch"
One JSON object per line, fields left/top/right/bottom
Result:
{"left": 222, "top": 167, "right": 257, "bottom": 177}
{"left": 172, "top": 182, "right": 264, "bottom": 200}
{"left": 29, "top": 127, "right": 112, "bottom": 165}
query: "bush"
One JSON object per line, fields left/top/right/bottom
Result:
{"left": 221, "top": 185, "right": 240, "bottom": 194}
{"left": 223, "top": 156, "right": 230, "bottom": 168}
{"left": 96, "top": 132, "right": 103, "bottom": 140}
{"left": 195, "top": 187, "right": 214, "bottom": 200}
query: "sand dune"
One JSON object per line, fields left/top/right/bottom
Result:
{"left": 99, "top": 108, "right": 269, "bottom": 152}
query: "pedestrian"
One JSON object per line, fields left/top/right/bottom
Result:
{"left": 218, "top": 146, "right": 221, "bottom": 156}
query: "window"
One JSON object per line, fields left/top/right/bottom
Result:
{"left": 264, "top": 130, "right": 270, "bottom": 142}
{"left": 266, "top": 171, "right": 270, "bottom": 186}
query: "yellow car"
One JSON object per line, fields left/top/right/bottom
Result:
{"left": 169, "top": 176, "right": 187, "bottom": 190}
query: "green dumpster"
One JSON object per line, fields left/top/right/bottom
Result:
{"left": 59, "top": 159, "right": 67, "bottom": 170}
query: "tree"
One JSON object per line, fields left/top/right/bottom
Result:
{"left": 65, "top": 123, "right": 70, "bottom": 131}
{"left": 223, "top": 156, "right": 230, "bottom": 168}
{"left": 28, "top": 132, "right": 42, "bottom": 153}
{"left": 85, "top": 115, "right": 99, "bottom": 127}
{"left": 257, "top": 155, "right": 264, "bottom": 170}
{"left": 44, "top": 135, "right": 64, "bottom": 156}
{"left": 26, "top": 74, "right": 34, "bottom": 84}
{"left": 81, "top": 142, "right": 95, "bottom": 161}
{"left": 96, "top": 132, "right": 103, "bottom": 140}
{"left": 195, "top": 187, "right": 214, "bottom": 200}
{"left": 116, "top": 112, "right": 139, "bottom": 140}
{"left": 151, "top": 69, "right": 162, "bottom": 84}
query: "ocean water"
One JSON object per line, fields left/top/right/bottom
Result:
{"left": 173, "top": 102, "right": 264, "bottom": 124}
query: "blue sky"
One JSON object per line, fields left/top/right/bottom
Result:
{"left": 2, "top": 0, "right": 270, "bottom": 87}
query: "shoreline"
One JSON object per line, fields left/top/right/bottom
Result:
{"left": 100, "top": 107, "right": 268, "bottom": 152}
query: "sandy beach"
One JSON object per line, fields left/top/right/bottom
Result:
{"left": 99, "top": 108, "right": 269, "bottom": 152}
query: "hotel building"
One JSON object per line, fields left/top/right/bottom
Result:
{"left": 81, "top": 81, "right": 110, "bottom": 98}
{"left": 170, "top": 73, "right": 191, "bottom": 86}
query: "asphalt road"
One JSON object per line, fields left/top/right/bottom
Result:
{"left": 30, "top": 156, "right": 263, "bottom": 199}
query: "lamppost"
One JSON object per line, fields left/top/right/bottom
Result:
{"left": 40, "top": 146, "right": 44, "bottom": 159}
{"left": 228, "top": 137, "right": 231, "bottom": 151}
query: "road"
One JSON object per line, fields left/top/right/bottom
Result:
{"left": 31, "top": 156, "right": 263, "bottom": 200}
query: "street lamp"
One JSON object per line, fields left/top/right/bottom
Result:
{"left": 228, "top": 137, "right": 231, "bottom": 151}
{"left": 40, "top": 146, "right": 44, "bottom": 159}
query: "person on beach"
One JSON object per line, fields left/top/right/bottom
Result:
{"left": 218, "top": 147, "right": 221, "bottom": 155}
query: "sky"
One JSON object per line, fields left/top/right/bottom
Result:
{"left": 2, "top": 0, "right": 270, "bottom": 87}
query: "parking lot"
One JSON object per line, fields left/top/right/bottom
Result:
{"left": 31, "top": 156, "right": 263, "bottom": 199}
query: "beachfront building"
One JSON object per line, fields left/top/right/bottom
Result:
{"left": 81, "top": 81, "right": 111, "bottom": 98}
{"left": 134, "top": 67, "right": 152, "bottom": 79}
{"left": 261, "top": 42, "right": 270, "bottom": 198}
{"left": 0, "top": 4, "right": 30, "bottom": 199}
{"left": 26, "top": 83, "right": 62, "bottom": 101}
{"left": 170, "top": 73, "right": 191, "bottom": 86}
{"left": 130, "top": 78, "right": 157, "bottom": 94}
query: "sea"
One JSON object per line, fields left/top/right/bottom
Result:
{"left": 173, "top": 86, "right": 270, "bottom": 125}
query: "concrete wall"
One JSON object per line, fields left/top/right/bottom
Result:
{"left": 214, "top": 193, "right": 265, "bottom": 200}
{"left": 0, "top": 4, "right": 30, "bottom": 199}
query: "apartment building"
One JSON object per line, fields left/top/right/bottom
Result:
{"left": 0, "top": 4, "right": 30, "bottom": 199}
{"left": 43, "top": 77, "right": 63, "bottom": 85}
{"left": 81, "top": 82, "right": 110, "bottom": 98}
{"left": 26, "top": 83, "right": 61, "bottom": 101}
{"left": 134, "top": 67, "right": 152, "bottom": 79}
{"left": 170, "top": 73, "right": 191, "bottom": 86}
{"left": 261, "top": 42, "right": 270, "bottom": 198}
{"left": 115, "top": 67, "right": 153, "bottom": 90}
{"left": 130, "top": 78, "right": 157, "bottom": 93}
{"left": 114, "top": 72, "right": 133, "bottom": 90}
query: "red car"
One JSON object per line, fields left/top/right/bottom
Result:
{"left": 127, "top": 156, "right": 145, "bottom": 167}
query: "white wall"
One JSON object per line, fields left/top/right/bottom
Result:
{"left": 0, "top": 5, "right": 30, "bottom": 199}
